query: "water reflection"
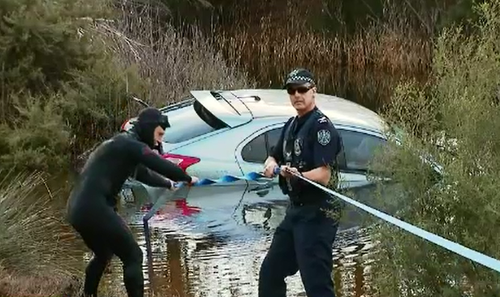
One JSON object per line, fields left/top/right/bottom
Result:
{"left": 97, "top": 182, "right": 378, "bottom": 296}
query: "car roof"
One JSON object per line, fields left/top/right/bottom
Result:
{"left": 226, "top": 89, "right": 387, "bottom": 134}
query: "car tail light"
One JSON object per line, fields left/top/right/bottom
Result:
{"left": 120, "top": 119, "right": 129, "bottom": 131}
{"left": 162, "top": 153, "right": 200, "bottom": 172}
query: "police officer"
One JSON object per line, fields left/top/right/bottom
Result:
{"left": 258, "top": 68, "right": 343, "bottom": 297}
{"left": 67, "top": 107, "right": 199, "bottom": 297}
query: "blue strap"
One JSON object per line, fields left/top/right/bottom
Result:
{"left": 173, "top": 171, "right": 270, "bottom": 188}
{"left": 143, "top": 171, "right": 272, "bottom": 221}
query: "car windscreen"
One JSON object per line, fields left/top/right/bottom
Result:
{"left": 161, "top": 99, "right": 228, "bottom": 144}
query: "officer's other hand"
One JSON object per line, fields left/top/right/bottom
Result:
{"left": 263, "top": 162, "right": 278, "bottom": 177}
{"left": 280, "top": 166, "right": 299, "bottom": 177}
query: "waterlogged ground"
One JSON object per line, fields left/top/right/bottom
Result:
{"left": 82, "top": 182, "right": 379, "bottom": 296}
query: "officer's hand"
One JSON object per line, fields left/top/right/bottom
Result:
{"left": 280, "top": 166, "right": 299, "bottom": 177}
{"left": 263, "top": 162, "right": 278, "bottom": 177}
{"left": 280, "top": 165, "right": 291, "bottom": 177}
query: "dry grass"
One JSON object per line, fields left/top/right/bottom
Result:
{"left": 92, "top": 3, "right": 255, "bottom": 110}
{"left": 215, "top": 24, "right": 431, "bottom": 109}
{"left": 0, "top": 267, "right": 177, "bottom": 297}
{"left": 0, "top": 170, "right": 88, "bottom": 296}
{"left": 0, "top": 170, "right": 82, "bottom": 274}
{"left": 206, "top": 0, "right": 438, "bottom": 110}
{"left": 0, "top": 267, "right": 81, "bottom": 297}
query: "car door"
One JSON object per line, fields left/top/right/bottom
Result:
{"left": 234, "top": 123, "right": 356, "bottom": 187}
{"left": 235, "top": 123, "right": 284, "bottom": 181}
{"left": 335, "top": 127, "right": 387, "bottom": 189}
{"left": 235, "top": 123, "right": 387, "bottom": 190}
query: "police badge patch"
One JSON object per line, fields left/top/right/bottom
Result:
{"left": 317, "top": 129, "right": 331, "bottom": 146}
{"left": 294, "top": 138, "right": 302, "bottom": 156}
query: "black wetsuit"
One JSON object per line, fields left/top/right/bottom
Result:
{"left": 66, "top": 108, "right": 192, "bottom": 297}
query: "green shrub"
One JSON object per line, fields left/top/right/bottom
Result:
{"left": 368, "top": 2, "right": 500, "bottom": 296}
{"left": 0, "top": 0, "right": 148, "bottom": 173}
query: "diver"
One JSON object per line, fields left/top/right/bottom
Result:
{"left": 66, "top": 107, "right": 199, "bottom": 297}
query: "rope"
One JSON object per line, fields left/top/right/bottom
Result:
{"left": 142, "top": 171, "right": 271, "bottom": 221}
{"left": 274, "top": 167, "right": 500, "bottom": 274}
{"left": 141, "top": 167, "right": 500, "bottom": 274}
{"left": 175, "top": 171, "right": 272, "bottom": 187}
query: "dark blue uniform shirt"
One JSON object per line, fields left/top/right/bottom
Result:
{"left": 271, "top": 106, "right": 342, "bottom": 205}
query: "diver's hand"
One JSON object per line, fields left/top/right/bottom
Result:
{"left": 189, "top": 176, "right": 199, "bottom": 186}
{"left": 167, "top": 179, "right": 178, "bottom": 191}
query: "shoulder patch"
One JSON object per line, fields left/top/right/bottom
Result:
{"left": 318, "top": 116, "right": 328, "bottom": 124}
{"left": 317, "top": 129, "right": 331, "bottom": 146}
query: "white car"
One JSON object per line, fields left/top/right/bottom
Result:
{"left": 122, "top": 88, "right": 388, "bottom": 189}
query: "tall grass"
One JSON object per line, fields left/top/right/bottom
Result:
{"left": 203, "top": 0, "right": 441, "bottom": 110}
{"left": 0, "top": 170, "right": 85, "bottom": 296}
{"left": 98, "top": 2, "right": 255, "bottom": 108}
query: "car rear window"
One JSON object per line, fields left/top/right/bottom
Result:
{"left": 161, "top": 98, "right": 228, "bottom": 143}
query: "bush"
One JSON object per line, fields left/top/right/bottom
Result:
{"left": 0, "top": 0, "right": 148, "bottom": 173}
{"left": 0, "top": 0, "right": 255, "bottom": 174}
{"left": 368, "top": 2, "right": 500, "bottom": 296}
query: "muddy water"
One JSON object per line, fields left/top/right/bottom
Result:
{"left": 91, "top": 182, "right": 379, "bottom": 296}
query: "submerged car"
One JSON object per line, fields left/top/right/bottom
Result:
{"left": 120, "top": 89, "right": 389, "bottom": 197}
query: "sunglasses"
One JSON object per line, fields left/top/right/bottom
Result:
{"left": 286, "top": 85, "right": 313, "bottom": 95}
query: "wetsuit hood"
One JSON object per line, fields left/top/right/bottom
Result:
{"left": 132, "top": 107, "right": 170, "bottom": 148}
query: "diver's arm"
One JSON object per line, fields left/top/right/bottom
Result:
{"left": 127, "top": 138, "right": 192, "bottom": 183}
{"left": 133, "top": 165, "right": 174, "bottom": 188}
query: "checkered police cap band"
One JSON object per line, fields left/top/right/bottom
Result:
{"left": 283, "top": 68, "right": 316, "bottom": 87}
{"left": 285, "top": 75, "right": 315, "bottom": 85}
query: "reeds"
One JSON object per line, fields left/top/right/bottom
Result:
{"left": 0, "top": 170, "right": 86, "bottom": 296}
{"left": 204, "top": 0, "right": 439, "bottom": 110}
{"left": 98, "top": 2, "right": 255, "bottom": 109}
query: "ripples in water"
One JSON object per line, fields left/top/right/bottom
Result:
{"left": 84, "top": 183, "right": 379, "bottom": 296}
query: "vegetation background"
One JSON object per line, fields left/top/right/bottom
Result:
{"left": 0, "top": 0, "right": 499, "bottom": 296}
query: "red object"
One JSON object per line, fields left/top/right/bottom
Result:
{"left": 140, "top": 199, "right": 200, "bottom": 218}
{"left": 175, "top": 199, "right": 201, "bottom": 216}
{"left": 120, "top": 119, "right": 129, "bottom": 131}
{"left": 161, "top": 153, "right": 200, "bottom": 172}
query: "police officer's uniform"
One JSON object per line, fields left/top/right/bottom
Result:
{"left": 258, "top": 69, "right": 343, "bottom": 297}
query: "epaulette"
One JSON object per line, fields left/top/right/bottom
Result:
{"left": 318, "top": 116, "right": 328, "bottom": 124}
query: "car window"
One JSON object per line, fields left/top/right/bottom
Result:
{"left": 161, "top": 99, "right": 227, "bottom": 143}
{"left": 241, "top": 127, "right": 283, "bottom": 163}
{"left": 241, "top": 134, "right": 267, "bottom": 163}
{"left": 338, "top": 129, "right": 386, "bottom": 171}
{"left": 266, "top": 127, "right": 283, "bottom": 155}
